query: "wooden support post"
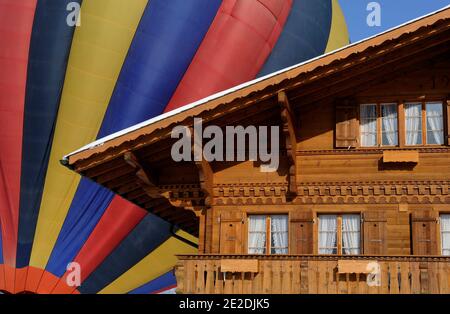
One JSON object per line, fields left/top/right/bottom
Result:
{"left": 278, "top": 91, "right": 298, "bottom": 196}
{"left": 198, "top": 210, "right": 206, "bottom": 253}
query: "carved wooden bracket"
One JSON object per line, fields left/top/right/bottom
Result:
{"left": 278, "top": 91, "right": 298, "bottom": 196}
{"left": 124, "top": 151, "right": 160, "bottom": 198}
{"left": 190, "top": 126, "right": 214, "bottom": 207}
{"left": 160, "top": 190, "right": 206, "bottom": 215}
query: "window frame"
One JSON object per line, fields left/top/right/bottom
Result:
{"left": 424, "top": 102, "right": 445, "bottom": 146}
{"left": 404, "top": 101, "right": 446, "bottom": 147}
{"left": 359, "top": 103, "right": 399, "bottom": 148}
{"left": 317, "top": 213, "right": 362, "bottom": 255}
{"left": 247, "top": 214, "right": 289, "bottom": 255}
{"left": 357, "top": 99, "right": 447, "bottom": 148}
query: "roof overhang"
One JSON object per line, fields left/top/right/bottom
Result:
{"left": 61, "top": 6, "right": 450, "bottom": 234}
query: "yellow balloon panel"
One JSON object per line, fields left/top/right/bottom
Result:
{"left": 99, "top": 231, "right": 198, "bottom": 294}
{"left": 29, "top": 0, "right": 148, "bottom": 269}
{"left": 325, "top": 0, "right": 350, "bottom": 53}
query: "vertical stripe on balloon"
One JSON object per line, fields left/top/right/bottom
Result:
{"left": 0, "top": 0, "right": 37, "bottom": 267}
{"left": 45, "top": 0, "right": 221, "bottom": 278}
{"left": 29, "top": 0, "right": 148, "bottom": 270}
{"left": 16, "top": 0, "right": 82, "bottom": 270}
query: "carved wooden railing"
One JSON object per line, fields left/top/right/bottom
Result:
{"left": 175, "top": 254, "right": 450, "bottom": 294}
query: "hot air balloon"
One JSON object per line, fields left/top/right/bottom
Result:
{"left": 0, "top": 0, "right": 348, "bottom": 294}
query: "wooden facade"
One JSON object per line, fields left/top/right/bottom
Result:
{"left": 63, "top": 8, "right": 450, "bottom": 294}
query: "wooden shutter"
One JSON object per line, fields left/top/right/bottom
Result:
{"left": 411, "top": 211, "right": 438, "bottom": 255}
{"left": 363, "top": 211, "right": 387, "bottom": 255}
{"left": 445, "top": 99, "right": 450, "bottom": 146}
{"left": 219, "top": 211, "right": 244, "bottom": 254}
{"left": 335, "top": 101, "right": 358, "bottom": 148}
{"left": 290, "top": 211, "right": 314, "bottom": 254}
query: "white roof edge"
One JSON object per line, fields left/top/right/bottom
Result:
{"left": 63, "top": 4, "right": 450, "bottom": 161}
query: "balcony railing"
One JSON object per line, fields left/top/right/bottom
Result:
{"left": 175, "top": 254, "right": 450, "bottom": 294}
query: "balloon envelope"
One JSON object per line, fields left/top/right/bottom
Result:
{"left": 0, "top": 0, "right": 348, "bottom": 294}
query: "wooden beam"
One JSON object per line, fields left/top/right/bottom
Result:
{"left": 278, "top": 91, "right": 298, "bottom": 196}
{"left": 142, "top": 198, "right": 166, "bottom": 210}
{"left": 124, "top": 188, "right": 147, "bottom": 200}
{"left": 173, "top": 216, "right": 198, "bottom": 226}
{"left": 159, "top": 208, "right": 185, "bottom": 220}
{"left": 150, "top": 202, "right": 173, "bottom": 215}
{"left": 95, "top": 165, "right": 133, "bottom": 184}
{"left": 85, "top": 158, "right": 127, "bottom": 179}
{"left": 105, "top": 174, "right": 136, "bottom": 191}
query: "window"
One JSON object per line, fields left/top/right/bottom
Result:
{"left": 405, "top": 102, "right": 444, "bottom": 146}
{"left": 381, "top": 103, "right": 398, "bottom": 146}
{"left": 405, "top": 103, "right": 423, "bottom": 145}
{"left": 360, "top": 104, "right": 377, "bottom": 147}
{"left": 248, "top": 216, "right": 266, "bottom": 254}
{"left": 360, "top": 103, "right": 398, "bottom": 147}
{"left": 318, "top": 214, "right": 361, "bottom": 255}
{"left": 270, "top": 215, "right": 289, "bottom": 254}
{"left": 426, "top": 102, "right": 444, "bottom": 145}
{"left": 318, "top": 215, "right": 337, "bottom": 254}
{"left": 248, "top": 215, "right": 288, "bottom": 254}
{"left": 440, "top": 214, "right": 450, "bottom": 256}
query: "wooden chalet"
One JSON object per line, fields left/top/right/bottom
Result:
{"left": 63, "top": 7, "right": 450, "bottom": 294}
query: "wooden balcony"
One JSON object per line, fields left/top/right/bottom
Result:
{"left": 175, "top": 254, "right": 450, "bottom": 294}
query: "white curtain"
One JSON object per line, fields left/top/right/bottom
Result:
{"left": 270, "top": 215, "right": 288, "bottom": 254}
{"left": 426, "top": 103, "right": 444, "bottom": 145}
{"left": 248, "top": 216, "right": 266, "bottom": 254}
{"left": 381, "top": 104, "right": 398, "bottom": 146}
{"left": 318, "top": 215, "right": 337, "bottom": 254}
{"left": 360, "top": 104, "right": 377, "bottom": 147}
{"left": 342, "top": 215, "right": 361, "bottom": 255}
{"left": 441, "top": 215, "right": 450, "bottom": 256}
{"left": 405, "top": 104, "right": 422, "bottom": 145}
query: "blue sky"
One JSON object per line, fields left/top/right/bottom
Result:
{"left": 339, "top": 0, "right": 450, "bottom": 42}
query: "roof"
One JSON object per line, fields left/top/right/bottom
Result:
{"left": 61, "top": 6, "right": 450, "bottom": 234}
{"left": 64, "top": 5, "right": 450, "bottom": 166}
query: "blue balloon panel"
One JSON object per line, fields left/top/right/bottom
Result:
{"left": 16, "top": 0, "right": 82, "bottom": 268}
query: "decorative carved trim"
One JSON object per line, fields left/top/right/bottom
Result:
{"left": 211, "top": 181, "right": 449, "bottom": 205}
{"left": 213, "top": 195, "right": 450, "bottom": 206}
{"left": 140, "top": 180, "right": 449, "bottom": 209}
{"left": 279, "top": 91, "right": 298, "bottom": 196}
{"left": 296, "top": 182, "right": 449, "bottom": 196}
